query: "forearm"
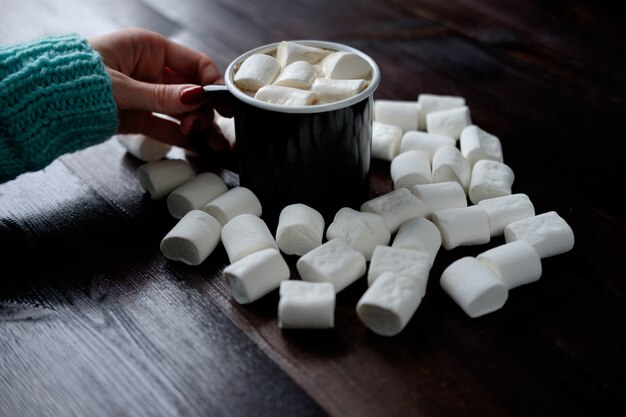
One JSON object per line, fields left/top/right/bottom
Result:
{"left": 0, "top": 34, "right": 118, "bottom": 182}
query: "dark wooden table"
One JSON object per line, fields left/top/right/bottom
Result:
{"left": 1, "top": 1, "right": 625, "bottom": 416}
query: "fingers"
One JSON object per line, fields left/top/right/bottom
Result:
{"left": 178, "top": 108, "right": 215, "bottom": 135}
{"left": 164, "top": 38, "right": 222, "bottom": 85}
{"left": 95, "top": 28, "right": 233, "bottom": 155}
{"left": 118, "top": 110, "right": 230, "bottom": 154}
{"left": 108, "top": 68, "right": 205, "bottom": 115}
{"left": 119, "top": 110, "right": 192, "bottom": 148}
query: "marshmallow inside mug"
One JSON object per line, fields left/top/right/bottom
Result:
{"left": 205, "top": 40, "right": 381, "bottom": 223}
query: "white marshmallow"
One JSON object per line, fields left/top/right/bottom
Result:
{"left": 440, "top": 257, "right": 508, "bottom": 318}
{"left": 399, "top": 131, "right": 456, "bottom": 161}
{"left": 373, "top": 100, "right": 420, "bottom": 132}
{"left": 255, "top": 85, "right": 318, "bottom": 106}
{"left": 137, "top": 159, "right": 193, "bottom": 200}
{"left": 276, "top": 203, "right": 325, "bottom": 256}
{"left": 367, "top": 246, "right": 431, "bottom": 295}
{"left": 417, "top": 94, "right": 466, "bottom": 131}
{"left": 234, "top": 54, "right": 281, "bottom": 92}
{"left": 117, "top": 134, "right": 171, "bottom": 162}
{"left": 357, "top": 272, "right": 422, "bottom": 336}
{"left": 426, "top": 106, "right": 472, "bottom": 140}
{"left": 322, "top": 51, "right": 372, "bottom": 80}
{"left": 214, "top": 113, "right": 236, "bottom": 147}
{"left": 311, "top": 78, "right": 367, "bottom": 102}
{"left": 477, "top": 241, "right": 542, "bottom": 289}
{"left": 202, "top": 186, "right": 262, "bottom": 225}
{"left": 297, "top": 239, "right": 366, "bottom": 293}
{"left": 477, "top": 193, "right": 535, "bottom": 236}
{"left": 167, "top": 172, "right": 228, "bottom": 219}
{"left": 392, "top": 217, "right": 442, "bottom": 267}
{"left": 278, "top": 281, "right": 335, "bottom": 329}
{"left": 360, "top": 188, "right": 429, "bottom": 233}
{"left": 390, "top": 150, "right": 431, "bottom": 190}
{"left": 276, "top": 41, "right": 330, "bottom": 67}
{"left": 432, "top": 145, "right": 471, "bottom": 192}
{"left": 410, "top": 182, "right": 467, "bottom": 218}
{"left": 160, "top": 210, "right": 222, "bottom": 266}
{"left": 372, "top": 121, "right": 402, "bottom": 161}
{"left": 221, "top": 214, "right": 278, "bottom": 263}
{"left": 223, "top": 248, "right": 290, "bottom": 304}
{"left": 460, "top": 125, "right": 503, "bottom": 166}
{"left": 468, "top": 160, "right": 515, "bottom": 204}
{"left": 431, "top": 206, "right": 490, "bottom": 250}
{"left": 504, "top": 211, "right": 574, "bottom": 258}
{"left": 326, "top": 207, "right": 390, "bottom": 261}
{"left": 273, "top": 60, "right": 316, "bottom": 89}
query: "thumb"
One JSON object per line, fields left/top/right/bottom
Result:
{"left": 109, "top": 69, "right": 205, "bottom": 114}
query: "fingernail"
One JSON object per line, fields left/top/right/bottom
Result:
{"left": 180, "top": 86, "right": 204, "bottom": 105}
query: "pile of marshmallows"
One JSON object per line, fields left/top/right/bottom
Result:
{"left": 117, "top": 92, "right": 574, "bottom": 337}
{"left": 232, "top": 41, "right": 372, "bottom": 106}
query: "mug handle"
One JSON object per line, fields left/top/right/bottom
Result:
{"left": 204, "top": 84, "right": 236, "bottom": 117}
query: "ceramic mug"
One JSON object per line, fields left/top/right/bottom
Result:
{"left": 204, "top": 40, "right": 380, "bottom": 222}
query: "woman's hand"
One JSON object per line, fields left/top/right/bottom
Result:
{"left": 89, "top": 28, "right": 230, "bottom": 153}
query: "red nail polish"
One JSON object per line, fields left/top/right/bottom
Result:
{"left": 181, "top": 86, "right": 204, "bottom": 105}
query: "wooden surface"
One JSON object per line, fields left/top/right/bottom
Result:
{"left": 1, "top": 1, "right": 625, "bottom": 416}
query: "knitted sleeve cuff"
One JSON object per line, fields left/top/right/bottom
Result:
{"left": 0, "top": 34, "right": 119, "bottom": 182}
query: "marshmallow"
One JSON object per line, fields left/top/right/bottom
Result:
{"left": 431, "top": 145, "right": 471, "bottom": 192}
{"left": 440, "top": 257, "right": 508, "bottom": 318}
{"left": 468, "top": 160, "right": 515, "bottom": 204}
{"left": 477, "top": 241, "right": 542, "bottom": 289}
{"left": 460, "top": 125, "right": 503, "bottom": 166}
{"left": 278, "top": 281, "right": 335, "bottom": 329}
{"left": 399, "top": 131, "right": 456, "bottom": 161}
{"left": 276, "top": 41, "right": 329, "bottom": 67}
{"left": 160, "top": 210, "right": 222, "bottom": 265}
{"left": 357, "top": 272, "right": 422, "bottom": 336}
{"left": 410, "top": 182, "right": 467, "bottom": 217}
{"left": 234, "top": 53, "right": 281, "bottom": 92}
{"left": 311, "top": 78, "right": 367, "bottom": 102}
{"left": 477, "top": 193, "right": 535, "bottom": 236}
{"left": 326, "top": 207, "right": 391, "bottom": 261}
{"left": 392, "top": 217, "right": 442, "bottom": 267}
{"left": 221, "top": 214, "right": 278, "bottom": 263}
{"left": 224, "top": 248, "right": 290, "bottom": 304}
{"left": 373, "top": 100, "right": 420, "bottom": 132}
{"left": 276, "top": 203, "right": 325, "bottom": 256}
{"left": 431, "top": 206, "right": 490, "bottom": 250}
{"left": 214, "top": 113, "right": 236, "bottom": 147}
{"left": 117, "top": 134, "right": 171, "bottom": 162}
{"left": 504, "top": 211, "right": 574, "bottom": 258}
{"left": 322, "top": 51, "right": 372, "bottom": 80}
{"left": 167, "top": 172, "right": 228, "bottom": 219}
{"left": 273, "top": 60, "right": 316, "bottom": 89}
{"left": 255, "top": 85, "right": 318, "bottom": 106}
{"left": 202, "top": 187, "right": 262, "bottom": 225}
{"left": 417, "top": 94, "right": 466, "bottom": 131}
{"left": 367, "top": 246, "right": 431, "bottom": 295}
{"left": 360, "top": 188, "right": 429, "bottom": 233}
{"left": 426, "top": 106, "right": 472, "bottom": 140}
{"left": 390, "top": 150, "right": 431, "bottom": 190}
{"left": 297, "top": 239, "right": 366, "bottom": 293}
{"left": 372, "top": 121, "right": 402, "bottom": 161}
{"left": 137, "top": 159, "right": 193, "bottom": 200}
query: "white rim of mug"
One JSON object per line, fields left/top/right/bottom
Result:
{"left": 225, "top": 40, "right": 381, "bottom": 114}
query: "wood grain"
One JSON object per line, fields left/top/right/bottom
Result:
{"left": 1, "top": 1, "right": 625, "bottom": 417}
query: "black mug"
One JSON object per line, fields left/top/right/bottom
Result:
{"left": 204, "top": 40, "right": 381, "bottom": 223}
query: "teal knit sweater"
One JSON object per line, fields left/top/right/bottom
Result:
{"left": 0, "top": 34, "right": 118, "bottom": 182}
